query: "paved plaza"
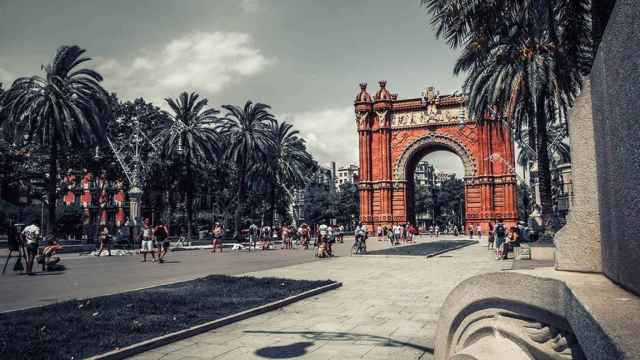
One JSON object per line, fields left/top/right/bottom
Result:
{"left": 130, "top": 237, "right": 511, "bottom": 360}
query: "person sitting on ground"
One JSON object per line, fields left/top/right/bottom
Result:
{"left": 505, "top": 226, "right": 520, "bottom": 259}
{"left": 39, "top": 240, "right": 63, "bottom": 271}
{"left": 96, "top": 225, "right": 112, "bottom": 257}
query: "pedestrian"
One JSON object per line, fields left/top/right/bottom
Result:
{"left": 338, "top": 224, "right": 345, "bottom": 243}
{"left": 488, "top": 222, "right": 495, "bottom": 249}
{"left": 377, "top": 225, "right": 383, "bottom": 241}
{"left": 211, "top": 223, "right": 224, "bottom": 254}
{"left": 140, "top": 218, "right": 156, "bottom": 263}
{"left": 393, "top": 225, "right": 401, "bottom": 245}
{"left": 21, "top": 223, "right": 41, "bottom": 275}
{"left": 435, "top": 224, "right": 440, "bottom": 239}
{"left": 468, "top": 224, "right": 474, "bottom": 239}
{"left": 155, "top": 223, "right": 170, "bottom": 263}
{"left": 476, "top": 224, "right": 482, "bottom": 240}
{"left": 402, "top": 224, "right": 408, "bottom": 243}
{"left": 494, "top": 219, "right": 507, "bottom": 260}
{"left": 261, "top": 225, "right": 271, "bottom": 250}
{"left": 96, "top": 225, "right": 112, "bottom": 256}
{"left": 249, "top": 223, "right": 259, "bottom": 250}
{"left": 300, "top": 224, "right": 310, "bottom": 249}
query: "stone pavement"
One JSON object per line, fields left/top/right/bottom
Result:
{"left": 132, "top": 237, "right": 511, "bottom": 360}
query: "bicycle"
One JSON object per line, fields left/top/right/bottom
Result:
{"left": 351, "top": 235, "right": 367, "bottom": 256}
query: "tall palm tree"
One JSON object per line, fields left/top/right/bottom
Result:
{"left": 252, "top": 121, "right": 315, "bottom": 226}
{"left": 154, "top": 92, "right": 220, "bottom": 241}
{"left": 219, "top": 101, "right": 275, "bottom": 238}
{"left": 423, "top": 0, "right": 592, "bottom": 227}
{"left": 0, "top": 45, "right": 110, "bottom": 237}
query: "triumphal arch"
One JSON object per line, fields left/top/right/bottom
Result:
{"left": 355, "top": 81, "right": 518, "bottom": 232}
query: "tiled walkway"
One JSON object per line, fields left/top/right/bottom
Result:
{"left": 132, "top": 238, "right": 511, "bottom": 359}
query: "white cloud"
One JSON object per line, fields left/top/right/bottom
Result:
{"left": 279, "top": 107, "right": 359, "bottom": 167}
{"left": 96, "top": 31, "right": 272, "bottom": 106}
{"left": 240, "top": 0, "right": 260, "bottom": 12}
{"left": 0, "top": 62, "right": 14, "bottom": 87}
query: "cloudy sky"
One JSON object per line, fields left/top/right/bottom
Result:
{"left": 0, "top": 0, "right": 466, "bottom": 176}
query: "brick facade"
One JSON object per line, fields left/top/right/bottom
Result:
{"left": 355, "top": 82, "right": 518, "bottom": 233}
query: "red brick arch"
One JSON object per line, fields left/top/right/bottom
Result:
{"left": 355, "top": 82, "right": 518, "bottom": 232}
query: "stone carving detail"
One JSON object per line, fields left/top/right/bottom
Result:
{"left": 446, "top": 309, "right": 584, "bottom": 360}
{"left": 395, "top": 134, "right": 477, "bottom": 179}
{"left": 391, "top": 108, "right": 465, "bottom": 128}
{"left": 376, "top": 110, "right": 388, "bottom": 127}
{"left": 356, "top": 112, "right": 369, "bottom": 129}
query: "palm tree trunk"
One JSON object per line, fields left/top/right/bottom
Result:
{"left": 268, "top": 184, "right": 276, "bottom": 226}
{"left": 535, "top": 97, "right": 553, "bottom": 228}
{"left": 47, "top": 130, "right": 58, "bottom": 238}
{"left": 185, "top": 157, "right": 193, "bottom": 242}
{"left": 233, "top": 161, "right": 247, "bottom": 239}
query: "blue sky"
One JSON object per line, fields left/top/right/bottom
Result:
{"left": 0, "top": 0, "right": 466, "bottom": 176}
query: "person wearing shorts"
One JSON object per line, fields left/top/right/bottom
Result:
{"left": 211, "top": 223, "right": 224, "bottom": 254}
{"left": 140, "top": 219, "right": 156, "bottom": 262}
{"left": 155, "top": 224, "right": 170, "bottom": 263}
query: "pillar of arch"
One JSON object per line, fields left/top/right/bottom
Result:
{"left": 355, "top": 82, "right": 518, "bottom": 233}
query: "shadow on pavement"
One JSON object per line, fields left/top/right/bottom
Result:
{"left": 247, "top": 330, "right": 434, "bottom": 358}
{"left": 255, "top": 342, "right": 314, "bottom": 358}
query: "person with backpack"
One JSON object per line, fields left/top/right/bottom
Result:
{"left": 494, "top": 219, "right": 507, "bottom": 260}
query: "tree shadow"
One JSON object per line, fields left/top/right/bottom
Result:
{"left": 255, "top": 342, "right": 314, "bottom": 359}
{"left": 247, "top": 330, "right": 433, "bottom": 358}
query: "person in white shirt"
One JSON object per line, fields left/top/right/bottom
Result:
{"left": 21, "top": 224, "right": 40, "bottom": 275}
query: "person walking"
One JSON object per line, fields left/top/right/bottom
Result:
{"left": 393, "top": 225, "right": 401, "bottom": 245}
{"left": 468, "top": 224, "right": 474, "bottom": 239}
{"left": 249, "top": 223, "right": 259, "bottom": 250}
{"left": 377, "top": 225, "right": 383, "bottom": 241}
{"left": 140, "top": 219, "right": 156, "bottom": 263}
{"left": 211, "top": 223, "right": 224, "bottom": 254}
{"left": 96, "top": 225, "right": 112, "bottom": 256}
{"left": 476, "top": 224, "right": 482, "bottom": 241}
{"left": 21, "top": 223, "right": 41, "bottom": 275}
{"left": 494, "top": 219, "right": 507, "bottom": 260}
{"left": 434, "top": 224, "right": 440, "bottom": 239}
{"left": 488, "top": 222, "right": 495, "bottom": 250}
{"left": 155, "top": 223, "right": 170, "bottom": 263}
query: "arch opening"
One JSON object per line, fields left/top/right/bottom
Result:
{"left": 405, "top": 146, "right": 466, "bottom": 230}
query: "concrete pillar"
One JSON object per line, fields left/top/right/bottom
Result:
{"left": 554, "top": 79, "right": 603, "bottom": 273}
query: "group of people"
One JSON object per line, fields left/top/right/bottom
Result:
{"left": 375, "top": 224, "right": 418, "bottom": 245}
{"left": 138, "top": 219, "right": 171, "bottom": 263}
{"left": 4, "top": 223, "right": 64, "bottom": 275}
{"left": 486, "top": 219, "right": 521, "bottom": 260}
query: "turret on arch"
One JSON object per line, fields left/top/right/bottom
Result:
{"left": 355, "top": 82, "right": 518, "bottom": 232}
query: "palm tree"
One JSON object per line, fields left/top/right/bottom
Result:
{"left": 0, "top": 45, "right": 111, "bottom": 237}
{"left": 423, "top": 0, "right": 592, "bottom": 227}
{"left": 219, "top": 101, "right": 275, "bottom": 238}
{"left": 252, "top": 121, "right": 315, "bottom": 226}
{"left": 154, "top": 92, "right": 220, "bottom": 241}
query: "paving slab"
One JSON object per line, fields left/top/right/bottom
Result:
{"left": 132, "top": 237, "right": 510, "bottom": 359}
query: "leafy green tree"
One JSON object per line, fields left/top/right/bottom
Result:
{"left": 220, "top": 101, "right": 275, "bottom": 238}
{"left": 154, "top": 92, "right": 220, "bottom": 241}
{"left": 0, "top": 45, "right": 111, "bottom": 236}
{"left": 336, "top": 182, "right": 359, "bottom": 227}
{"left": 252, "top": 121, "right": 315, "bottom": 226}
{"left": 423, "top": 0, "right": 592, "bottom": 227}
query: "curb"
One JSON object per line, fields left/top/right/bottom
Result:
{"left": 87, "top": 281, "right": 342, "bottom": 360}
{"left": 425, "top": 241, "right": 478, "bottom": 258}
